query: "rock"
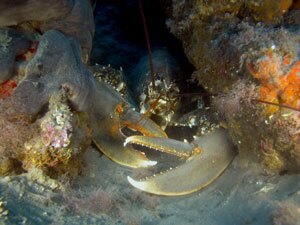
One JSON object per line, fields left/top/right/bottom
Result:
{"left": 0, "top": 30, "right": 93, "bottom": 176}
{"left": 0, "top": 0, "right": 72, "bottom": 26}
{"left": 166, "top": 0, "right": 300, "bottom": 172}
{"left": 0, "top": 0, "right": 94, "bottom": 62}
{"left": 0, "top": 28, "right": 31, "bottom": 83}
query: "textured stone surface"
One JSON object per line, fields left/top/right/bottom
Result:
{"left": 0, "top": 0, "right": 94, "bottom": 62}
{"left": 166, "top": 0, "right": 300, "bottom": 172}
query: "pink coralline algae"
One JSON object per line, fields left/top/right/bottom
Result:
{"left": 41, "top": 100, "right": 73, "bottom": 149}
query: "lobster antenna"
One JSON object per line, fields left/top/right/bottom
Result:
{"left": 138, "top": 0, "right": 156, "bottom": 91}
{"left": 251, "top": 99, "right": 300, "bottom": 112}
{"left": 177, "top": 92, "right": 300, "bottom": 112}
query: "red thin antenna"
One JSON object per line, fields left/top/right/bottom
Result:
{"left": 251, "top": 99, "right": 300, "bottom": 112}
{"left": 138, "top": 0, "right": 156, "bottom": 91}
{"left": 176, "top": 92, "right": 300, "bottom": 112}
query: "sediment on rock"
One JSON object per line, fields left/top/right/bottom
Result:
{"left": 166, "top": 0, "right": 300, "bottom": 172}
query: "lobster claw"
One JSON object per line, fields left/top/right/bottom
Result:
{"left": 126, "top": 128, "right": 235, "bottom": 196}
{"left": 91, "top": 105, "right": 167, "bottom": 168}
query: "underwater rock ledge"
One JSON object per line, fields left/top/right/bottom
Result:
{"left": 166, "top": 0, "right": 300, "bottom": 173}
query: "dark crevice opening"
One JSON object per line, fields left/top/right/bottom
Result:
{"left": 91, "top": 0, "right": 194, "bottom": 81}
